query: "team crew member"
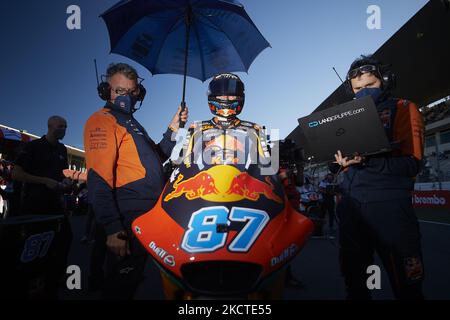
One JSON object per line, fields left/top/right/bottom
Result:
{"left": 319, "top": 173, "right": 338, "bottom": 232}
{"left": 332, "top": 55, "right": 425, "bottom": 300}
{"left": 13, "top": 116, "right": 71, "bottom": 215}
{"left": 279, "top": 165, "right": 305, "bottom": 288}
{"left": 12, "top": 115, "right": 73, "bottom": 299}
{"left": 84, "top": 63, "right": 188, "bottom": 299}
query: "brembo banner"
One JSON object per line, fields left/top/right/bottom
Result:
{"left": 412, "top": 191, "right": 450, "bottom": 209}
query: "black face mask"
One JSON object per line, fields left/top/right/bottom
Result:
{"left": 112, "top": 94, "right": 139, "bottom": 114}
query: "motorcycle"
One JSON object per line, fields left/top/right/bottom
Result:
{"left": 132, "top": 154, "right": 314, "bottom": 299}
{"left": 0, "top": 214, "right": 66, "bottom": 298}
{"left": 0, "top": 161, "right": 13, "bottom": 219}
{"left": 0, "top": 188, "right": 7, "bottom": 219}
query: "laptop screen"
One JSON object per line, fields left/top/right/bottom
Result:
{"left": 298, "top": 96, "right": 391, "bottom": 163}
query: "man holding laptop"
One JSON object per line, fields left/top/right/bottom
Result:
{"left": 299, "top": 55, "right": 425, "bottom": 299}
{"left": 332, "top": 55, "right": 425, "bottom": 300}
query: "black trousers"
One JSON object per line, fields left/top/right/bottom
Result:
{"left": 89, "top": 222, "right": 107, "bottom": 288}
{"left": 92, "top": 224, "right": 148, "bottom": 300}
{"left": 83, "top": 206, "right": 96, "bottom": 239}
{"left": 336, "top": 196, "right": 424, "bottom": 300}
{"left": 322, "top": 198, "right": 336, "bottom": 229}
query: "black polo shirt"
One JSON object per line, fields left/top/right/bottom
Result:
{"left": 15, "top": 136, "right": 68, "bottom": 215}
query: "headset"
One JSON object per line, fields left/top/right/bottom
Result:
{"left": 94, "top": 60, "right": 147, "bottom": 105}
{"left": 97, "top": 75, "right": 147, "bottom": 103}
{"left": 345, "top": 61, "right": 396, "bottom": 96}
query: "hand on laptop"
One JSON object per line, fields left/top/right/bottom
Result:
{"left": 334, "top": 150, "right": 363, "bottom": 168}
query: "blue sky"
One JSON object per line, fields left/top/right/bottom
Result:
{"left": 0, "top": 0, "right": 428, "bottom": 149}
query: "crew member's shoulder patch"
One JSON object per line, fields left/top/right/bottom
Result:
{"left": 95, "top": 108, "right": 115, "bottom": 119}
{"left": 87, "top": 109, "right": 115, "bottom": 125}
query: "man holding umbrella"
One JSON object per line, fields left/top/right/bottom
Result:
{"left": 83, "top": 62, "right": 188, "bottom": 299}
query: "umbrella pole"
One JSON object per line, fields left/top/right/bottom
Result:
{"left": 180, "top": 7, "right": 192, "bottom": 129}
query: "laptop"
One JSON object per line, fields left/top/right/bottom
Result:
{"left": 297, "top": 96, "right": 391, "bottom": 163}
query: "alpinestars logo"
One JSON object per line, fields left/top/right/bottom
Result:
{"left": 308, "top": 108, "right": 366, "bottom": 128}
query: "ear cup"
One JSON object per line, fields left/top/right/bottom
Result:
{"left": 382, "top": 75, "right": 390, "bottom": 90}
{"left": 97, "top": 82, "right": 111, "bottom": 101}
{"left": 137, "top": 84, "right": 146, "bottom": 102}
{"left": 388, "top": 72, "right": 396, "bottom": 90}
{"left": 380, "top": 70, "right": 396, "bottom": 91}
{"left": 345, "top": 79, "right": 355, "bottom": 96}
{"left": 345, "top": 67, "right": 396, "bottom": 95}
{"left": 377, "top": 64, "right": 396, "bottom": 91}
{"left": 390, "top": 73, "right": 397, "bottom": 90}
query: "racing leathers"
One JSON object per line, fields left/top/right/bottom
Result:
{"left": 179, "top": 117, "right": 271, "bottom": 170}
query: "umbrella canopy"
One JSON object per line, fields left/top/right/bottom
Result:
{"left": 101, "top": 0, "right": 270, "bottom": 82}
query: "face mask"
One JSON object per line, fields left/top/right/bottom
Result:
{"left": 355, "top": 87, "right": 384, "bottom": 104}
{"left": 54, "top": 129, "right": 66, "bottom": 140}
{"left": 113, "top": 95, "right": 138, "bottom": 114}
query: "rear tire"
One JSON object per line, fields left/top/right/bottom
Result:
{"left": 0, "top": 194, "right": 8, "bottom": 219}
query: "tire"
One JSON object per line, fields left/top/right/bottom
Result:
{"left": 0, "top": 193, "right": 4, "bottom": 218}
{"left": 0, "top": 196, "right": 9, "bottom": 219}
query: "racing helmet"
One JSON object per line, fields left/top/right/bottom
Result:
{"left": 207, "top": 73, "right": 245, "bottom": 119}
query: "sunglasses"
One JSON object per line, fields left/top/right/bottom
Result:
{"left": 112, "top": 86, "right": 141, "bottom": 96}
{"left": 347, "top": 65, "right": 378, "bottom": 80}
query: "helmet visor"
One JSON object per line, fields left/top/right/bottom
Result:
{"left": 209, "top": 77, "right": 244, "bottom": 97}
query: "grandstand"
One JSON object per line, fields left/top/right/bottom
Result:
{"left": 421, "top": 99, "right": 450, "bottom": 125}
{"left": 0, "top": 123, "right": 86, "bottom": 172}
{"left": 417, "top": 97, "right": 450, "bottom": 185}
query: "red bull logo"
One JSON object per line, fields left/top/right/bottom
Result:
{"left": 164, "top": 172, "right": 219, "bottom": 201}
{"left": 164, "top": 166, "right": 283, "bottom": 204}
{"left": 226, "top": 172, "right": 282, "bottom": 203}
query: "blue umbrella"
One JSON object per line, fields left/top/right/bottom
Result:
{"left": 101, "top": 0, "right": 270, "bottom": 127}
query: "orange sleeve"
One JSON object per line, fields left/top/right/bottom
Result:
{"left": 83, "top": 111, "right": 120, "bottom": 188}
{"left": 83, "top": 111, "right": 127, "bottom": 235}
{"left": 392, "top": 100, "right": 425, "bottom": 160}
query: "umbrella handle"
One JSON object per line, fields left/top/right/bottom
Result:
{"left": 179, "top": 7, "right": 192, "bottom": 130}
{"left": 179, "top": 102, "right": 187, "bottom": 129}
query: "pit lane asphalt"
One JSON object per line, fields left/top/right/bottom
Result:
{"left": 60, "top": 213, "right": 450, "bottom": 300}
